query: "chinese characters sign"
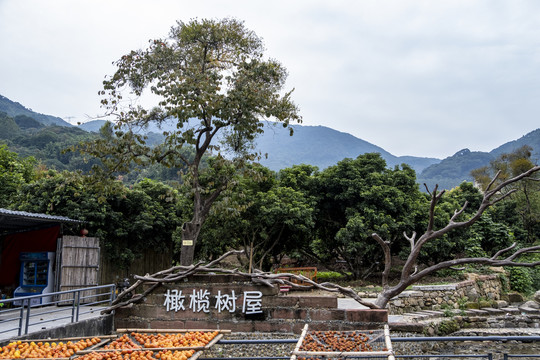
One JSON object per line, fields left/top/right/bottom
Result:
{"left": 164, "top": 289, "right": 263, "bottom": 314}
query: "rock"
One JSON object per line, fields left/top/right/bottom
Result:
{"left": 507, "top": 292, "right": 524, "bottom": 303}
{"left": 534, "top": 290, "right": 540, "bottom": 303}
{"left": 520, "top": 300, "right": 540, "bottom": 310}
{"left": 494, "top": 300, "right": 508, "bottom": 308}
{"left": 466, "top": 287, "right": 480, "bottom": 301}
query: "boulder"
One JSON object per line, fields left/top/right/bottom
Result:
{"left": 520, "top": 300, "right": 540, "bottom": 310}
{"left": 507, "top": 292, "right": 524, "bottom": 303}
{"left": 534, "top": 290, "right": 540, "bottom": 303}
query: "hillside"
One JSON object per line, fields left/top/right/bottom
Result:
{"left": 0, "top": 95, "right": 72, "bottom": 127}
{"left": 2, "top": 94, "right": 539, "bottom": 190}
{"left": 491, "top": 128, "right": 540, "bottom": 159}
{"left": 78, "top": 120, "right": 440, "bottom": 174}
{"left": 418, "top": 130, "right": 540, "bottom": 190}
{"left": 255, "top": 124, "right": 440, "bottom": 173}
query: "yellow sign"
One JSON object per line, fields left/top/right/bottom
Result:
{"left": 182, "top": 240, "right": 193, "bottom": 246}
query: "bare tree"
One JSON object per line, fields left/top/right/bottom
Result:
{"left": 370, "top": 165, "right": 540, "bottom": 309}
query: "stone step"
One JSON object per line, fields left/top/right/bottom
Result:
{"left": 466, "top": 309, "right": 490, "bottom": 316}
{"left": 480, "top": 307, "right": 505, "bottom": 315}
{"left": 500, "top": 307, "right": 521, "bottom": 315}
{"left": 518, "top": 306, "right": 540, "bottom": 314}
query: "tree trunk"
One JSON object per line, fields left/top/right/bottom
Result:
{"left": 180, "top": 221, "right": 201, "bottom": 266}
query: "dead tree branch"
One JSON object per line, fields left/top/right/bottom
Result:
{"left": 371, "top": 165, "right": 540, "bottom": 309}
{"left": 102, "top": 249, "right": 379, "bottom": 314}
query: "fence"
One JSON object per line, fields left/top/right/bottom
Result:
{"left": 0, "top": 284, "right": 115, "bottom": 337}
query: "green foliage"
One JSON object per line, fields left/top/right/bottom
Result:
{"left": 0, "top": 112, "right": 20, "bottom": 139}
{"left": 197, "top": 163, "right": 315, "bottom": 270}
{"left": 472, "top": 145, "right": 540, "bottom": 243}
{"left": 0, "top": 144, "right": 35, "bottom": 208}
{"left": 429, "top": 319, "right": 459, "bottom": 336}
{"left": 317, "top": 271, "right": 348, "bottom": 282}
{"left": 12, "top": 170, "right": 182, "bottom": 270}
{"left": 509, "top": 266, "right": 533, "bottom": 294}
{"left": 78, "top": 18, "right": 301, "bottom": 265}
{"left": 310, "top": 153, "right": 426, "bottom": 279}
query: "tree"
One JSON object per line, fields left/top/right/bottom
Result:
{"left": 471, "top": 146, "right": 540, "bottom": 243}
{"left": 81, "top": 18, "right": 300, "bottom": 265}
{"left": 371, "top": 165, "right": 540, "bottom": 309}
{"left": 0, "top": 144, "right": 35, "bottom": 208}
{"left": 310, "top": 153, "right": 425, "bottom": 279}
{"left": 196, "top": 164, "right": 314, "bottom": 271}
{"left": 107, "top": 166, "right": 540, "bottom": 312}
{"left": 13, "top": 170, "right": 182, "bottom": 271}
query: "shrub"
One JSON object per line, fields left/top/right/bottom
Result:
{"left": 509, "top": 267, "right": 533, "bottom": 294}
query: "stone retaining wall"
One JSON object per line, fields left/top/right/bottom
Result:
{"left": 114, "top": 275, "right": 387, "bottom": 333}
{"left": 388, "top": 275, "right": 502, "bottom": 314}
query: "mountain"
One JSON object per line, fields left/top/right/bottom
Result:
{"left": 491, "top": 128, "right": 540, "bottom": 158}
{"left": 77, "top": 120, "right": 440, "bottom": 173}
{"left": 78, "top": 119, "right": 108, "bottom": 132}
{"left": 255, "top": 124, "right": 439, "bottom": 173}
{"left": 418, "top": 129, "right": 540, "bottom": 190}
{"left": 417, "top": 149, "right": 494, "bottom": 190}
{"left": 2, "top": 94, "right": 539, "bottom": 190}
{"left": 0, "top": 95, "right": 72, "bottom": 127}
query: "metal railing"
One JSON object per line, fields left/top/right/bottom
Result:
{"left": 0, "top": 284, "right": 115, "bottom": 337}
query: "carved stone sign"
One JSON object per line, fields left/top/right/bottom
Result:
{"left": 163, "top": 289, "right": 263, "bottom": 314}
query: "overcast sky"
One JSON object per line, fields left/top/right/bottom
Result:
{"left": 1, "top": 0, "right": 539, "bottom": 159}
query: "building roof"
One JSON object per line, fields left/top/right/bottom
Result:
{"left": 0, "top": 208, "right": 83, "bottom": 236}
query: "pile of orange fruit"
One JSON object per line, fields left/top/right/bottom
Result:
{"left": 0, "top": 337, "right": 101, "bottom": 359}
{"left": 76, "top": 350, "right": 155, "bottom": 359}
{"left": 155, "top": 349, "right": 196, "bottom": 360}
{"left": 0, "top": 331, "right": 219, "bottom": 359}
{"left": 299, "top": 330, "right": 379, "bottom": 353}
{"left": 104, "top": 334, "right": 141, "bottom": 350}
{"left": 131, "top": 331, "right": 219, "bottom": 349}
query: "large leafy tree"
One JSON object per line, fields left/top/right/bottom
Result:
{"left": 310, "top": 153, "right": 425, "bottom": 279}
{"left": 81, "top": 18, "right": 300, "bottom": 265}
{"left": 196, "top": 164, "right": 314, "bottom": 271}
{"left": 13, "top": 170, "right": 182, "bottom": 270}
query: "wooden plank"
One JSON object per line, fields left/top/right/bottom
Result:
{"left": 58, "top": 236, "right": 100, "bottom": 303}
{"left": 292, "top": 324, "right": 309, "bottom": 354}
{"left": 203, "top": 333, "right": 223, "bottom": 349}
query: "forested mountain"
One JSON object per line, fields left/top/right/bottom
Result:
{"left": 417, "top": 130, "right": 540, "bottom": 190}
{"left": 1, "top": 93, "right": 539, "bottom": 190}
{"left": 0, "top": 95, "right": 72, "bottom": 127}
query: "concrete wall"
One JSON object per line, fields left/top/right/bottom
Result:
{"left": 114, "top": 275, "right": 387, "bottom": 334}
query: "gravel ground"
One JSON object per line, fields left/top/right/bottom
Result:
{"left": 200, "top": 332, "right": 297, "bottom": 359}
{"left": 199, "top": 331, "right": 540, "bottom": 360}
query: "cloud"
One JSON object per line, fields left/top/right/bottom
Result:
{"left": 1, "top": 0, "right": 539, "bottom": 158}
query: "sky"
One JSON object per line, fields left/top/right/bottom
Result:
{"left": 1, "top": 0, "right": 540, "bottom": 159}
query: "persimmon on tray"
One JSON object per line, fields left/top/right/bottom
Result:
{"left": 0, "top": 337, "right": 102, "bottom": 359}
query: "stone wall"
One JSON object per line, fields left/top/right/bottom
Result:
{"left": 114, "top": 275, "right": 387, "bottom": 334}
{"left": 388, "top": 275, "right": 502, "bottom": 314}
